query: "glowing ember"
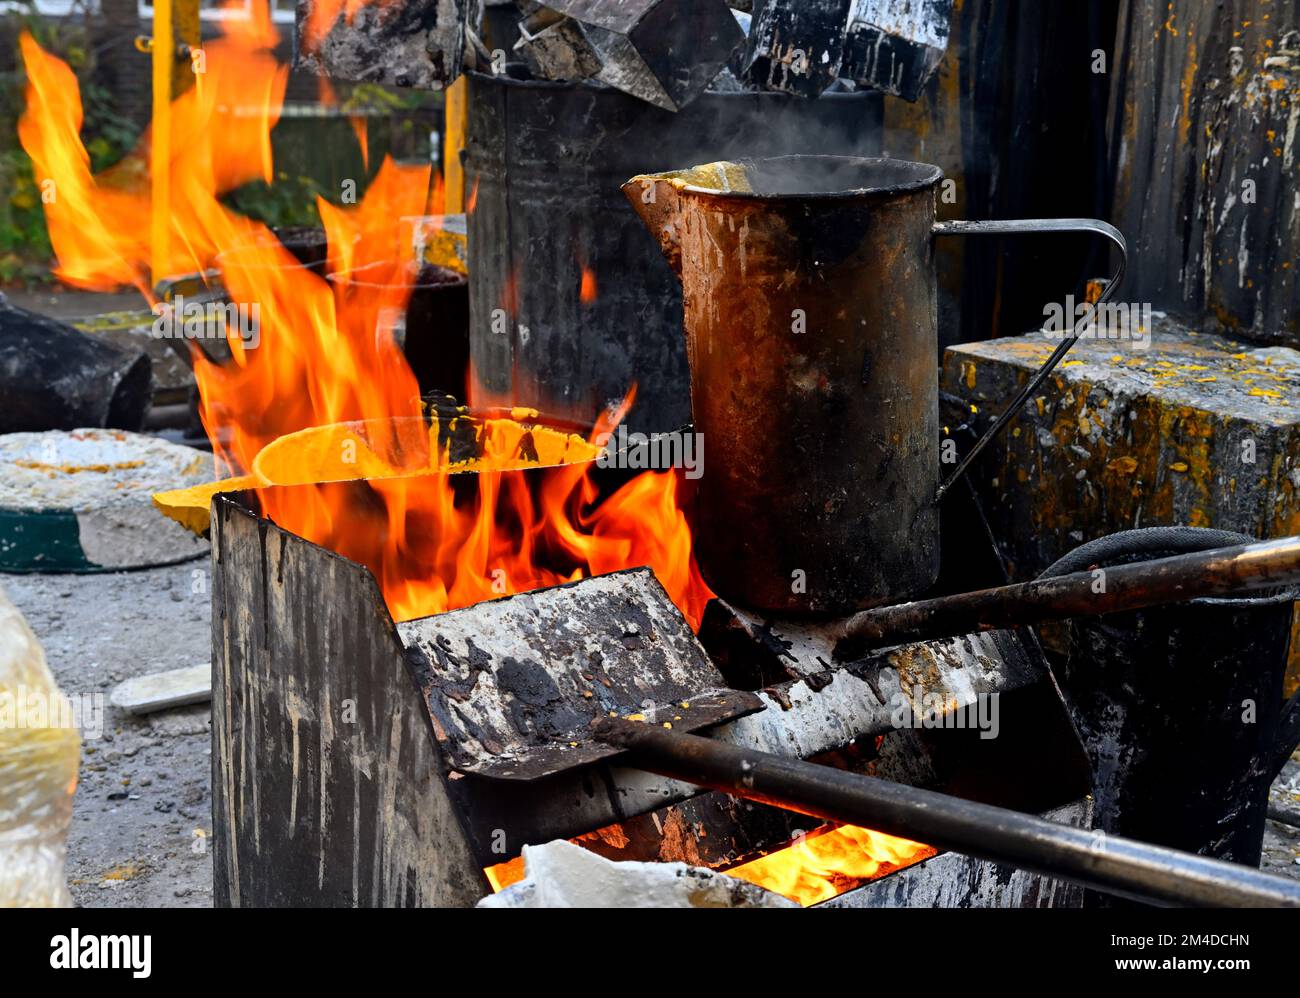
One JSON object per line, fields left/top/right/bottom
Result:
{"left": 483, "top": 820, "right": 934, "bottom": 906}
{"left": 579, "top": 264, "right": 598, "bottom": 303}
{"left": 724, "top": 824, "right": 936, "bottom": 906}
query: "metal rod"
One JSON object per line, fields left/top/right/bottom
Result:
{"left": 594, "top": 719, "right": 1300, "bottom": 908}
{"left": 931, "top": 217, "right": 1127, "bottom": 504}
{"left": 832, "top": 535, "right": 1300, "bottom": 658}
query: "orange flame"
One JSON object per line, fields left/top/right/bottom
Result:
{"left": 17, "top": 6, "right": 710, "bottom": 629}
{"left": 579, "top": 264, "right": 598, "bottom": 304}
{"left": 483, "top": 818, "right": 934, "bottom": 906}
{"left": 18, "top": 6, "right": 284, "bottom": 294}
{"left": 724, "top": 824, "right": 935, "bottom": 906}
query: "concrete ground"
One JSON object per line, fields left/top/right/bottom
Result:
{"left": 2, "top": 559, "right": 1298, "bottom": 907}
{"left": 1, "top": 286, "right": 144, "bottom": 320}
{"left": 3, "top": 561, "right": 214, "bottom": 907}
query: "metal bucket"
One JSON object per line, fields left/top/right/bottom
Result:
{"left": 624, "top": 156, "right": 1125, "bottom": 614}
{"left": 1047, "top": 528, "right": 1298, "bottom": 869}
{"left": 462, "top": 73, "right": 885, "bottom": 435}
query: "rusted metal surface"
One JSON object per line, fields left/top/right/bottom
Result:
{"left": 209, "top": 492, "right": 1088, "bottom": 895}
{"left": 625, "top": 156, "right": 944, "bottom": 612}
{"left": 397, "top": 568, "right": 762, "bottom": 780}
{"left": 593, "top": 719, "right": 1300, "bottom": 907}
{"left": 464, "top": 73, "right": 883, "bottom": 434}
{"left": 1108, "top": 0, "right": 1300, "bottom": 346}
{"left": 624, "top": 157, "right": 1122, "bottom": 612}
{"left": 452, "top": 629, "right": 1069, "bottom": 862}
{"left": 210, "top": 496, "right": 487, "bottom": 907}
{"left": 832, "top": 536, "right": 1300, "bottom": 656}
{"left": 294, "top": 0, "right": 470, "bottom": 90}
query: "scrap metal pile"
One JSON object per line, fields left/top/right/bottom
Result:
{"left": 294, "top": 0, "right": 953, "bottom": 107}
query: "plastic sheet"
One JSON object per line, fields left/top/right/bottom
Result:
{"left": 0, "top": 585, "right": 80, "bottom": 907}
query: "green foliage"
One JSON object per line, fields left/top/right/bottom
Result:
{"left": 81, "top": 79, "right": 143, "bottom": 173}
{"left": 222, "top": 172, "right": 328, "bottom": 229}
{"left": 341, "top": 81, "right": 435, "bottom": 115}
{"left": 0, "top": 148, "right": 53, "bottom": 283}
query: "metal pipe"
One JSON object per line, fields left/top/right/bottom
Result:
{"left": 832, "top": 535, "right": 1300, "bottom": 658}
{"left": 594, "top": 719, "right": 1300, "bottom": 908}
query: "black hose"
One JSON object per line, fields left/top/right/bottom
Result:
{"left": 1039, "top": 526, "right": 1254, "bottom": 579}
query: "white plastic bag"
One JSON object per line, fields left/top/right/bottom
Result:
{"left": 0, "top": 584, "right": 80, "bottom": 907}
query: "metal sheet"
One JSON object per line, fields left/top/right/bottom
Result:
{"left": 398, "top": 568, "right": 763, "bottom": 779}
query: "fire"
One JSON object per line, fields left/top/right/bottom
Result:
{"left": 18, "top": 6, "right": 284, "bottom": 294}
{"left": 20, "top": 5, "right": 923, "bottom": 902}
{"left": 483, "top": 819, "right": 934, "bottom": 906}
{"left": 579, "top": 264, "right": 598, "bottom": 303}
{"left": 17, "top": 1, "right": 711, "bottom": 628}
{"left": 724, "top": 824, "right": 936, "bottom": 906}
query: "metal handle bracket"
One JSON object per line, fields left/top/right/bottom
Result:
{"left": 932, "top": 217, "right": 1128, "bottom": 503}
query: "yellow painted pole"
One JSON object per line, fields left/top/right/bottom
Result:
{"left": 149, "top": 0, "right": 200, "bottom": 290}
{"left": 443, "top": 76, "right": 468, "bottom": 214}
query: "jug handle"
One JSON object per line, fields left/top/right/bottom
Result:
{"left": 930, "top": 218, "right": 1128, "bottom": 503}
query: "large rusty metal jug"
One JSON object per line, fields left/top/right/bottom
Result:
{"left": 624, "top": 156, "right": 1125, "bottom": 614}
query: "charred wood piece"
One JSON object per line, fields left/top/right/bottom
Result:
{"left": 841, "top": 0, "right": 952, "bottom": 101}
{"left": 743, "top": 0, "right": 852, "bottom": 99}
{"left": 743, "top": 0, "right": 950, "bottom": 101}
{"left": 538, "top": 0, "right": 745, "bottom": 110}
{"left": 294, "top": 0, "right": 471, "bottom": 90}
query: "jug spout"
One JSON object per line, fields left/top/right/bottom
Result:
{"left": 621, "top": 161, "right": 753, "bottom": 282}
